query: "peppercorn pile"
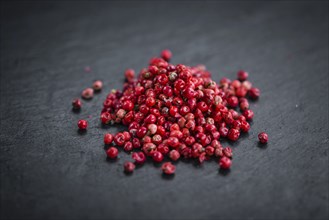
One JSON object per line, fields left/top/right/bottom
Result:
{"left": 74, "top": 50, "right": 268, "bottom": 175}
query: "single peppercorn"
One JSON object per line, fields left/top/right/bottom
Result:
{"left": 81, "top": 88, "right": 94, "bottom": 99}
{"left": 106, "top": 147, "right": 118, "bottom": 159}
{"left": 104, "top": 133, "right": 114, "bottom": 145}
{"left": 237, "top": 70, "right": 248, "bottom": 81}
{"left": 227, "top": 128, "right": 240, "bottom": 141}
{"left": 132, "top": 152, "right": 146, "bottom": 164}
{"left": 77, "top": 120, "right": 88, "bottom": 130}
{"left": 114, "top": 133, "right": 126, "bottom": 146}
{"left": 93, "top": 80, "right": 103, "bottom": 91}
{"left": 161, "top": 49, "right": 172, "bottom": 61}
{"left": 162, "top": 162, "right": 176, "bottom": 174}
{"left": 249, "top": 87, "right": 260, "bottom": 99}
{"left": 152, "top": 151, "right": 164, "bottom": 162}
{"left": 72, "top": 98, "right": 82, "bottom": 109}
{"left": 219, "top": 156, "right": 231, "bottom": 169}
{"left": 124, "top": 161, "right": 135, "bottom": 173}
{"left": 258, "top": 132, "right": 268, "bottom": 144}
{"left": 169, "top": 150, "right": 180, "bottom": 161}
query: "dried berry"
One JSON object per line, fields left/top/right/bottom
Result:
{"left": 219, "top": 157, "right": 231, "bottom": 169}
{"left": 81, "top": 88, "right": 94, "bottom": 99}
{"left": 77, "top": 120, "right": 88, "bottom": 130}
{"left": 72, "top": 98, "right": 82, "bottom": 109}
{"left": 258, "top": 132, "right": 268, "bottom": 144}
{"left": 162, "top": 162, "right": 176, "bottom": 174}
{"left": 93, "top": 80, "right": 103, "bottom": 91}
{"left": 106, "top": 147, "right": 118, "bottom": 159}
{"left": 124, "top": 161, "right": 135, "bottom": 173}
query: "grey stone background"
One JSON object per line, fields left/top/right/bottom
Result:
{"left": 0, "top": 1, "right": 328, "bottom": 220}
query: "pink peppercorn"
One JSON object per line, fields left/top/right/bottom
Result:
{"left": 169, "top": 150, "right": 180, "bottom": 161}
{"left": 223, "top": 147, "right": 233, "bottom": 157}
{"left": 124, "top": 142, "right": 133, "bottom": 152}
{"left": 219, "top": 157, "right": 231, "bottom": 169}
{"left": 237, "top": 70, "right": 248, "bottom": 81}
{"left": 114, "top": 133, "right": 126, "bottom": 146}
{"left": 152, "top": 151, "right": 164, "bottom": 162}
{"left": 243, "top": 109, "right": 254, "bottom": 121}
{"left": 124, "top": 161, "right": 135, "bottom": 173}
{"left": 104, "top": 133, "right": 114, "bottom": 144}
{"left": 77, "top": 120, "right": 88, "bottom": 130}
{"left": 81, "top": 88, "right": 94, "bottom": 99}
{"left": 162, "top": 162, "right": 176, "bottom": 174}
{"left": 100, "top": 112, "right": 112, "bottom": 124}
{"left": 125, "top": 69, "right": 135, "bottom": 82}
{"left": 72, "top": 98, "right": 82, "bottom": 109}
{"left": 249, "top": 87, "right": 260, "bottom": 99}
{"left": 93, "top": 80, "right": 103, "bottom": 91}
{"left": 132, "top": 152, "right": 146, "bottom": 164}
{"left": 106, "top": 147, "right": 118, "bottom": 159}
{"left": 227, "top": 96, "right": 239, "bottom": 108}
{"left": 227, "top": 128, "right": 240, "bottom": 141}
{"left": 258, "top": 132, "right": 268, "bottom": 144}
{"left": 161, "top": 49, "right": 172, "bottom": 61}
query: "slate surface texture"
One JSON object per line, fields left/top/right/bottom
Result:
{"left": 0, "top": 1, "right": 328, "bottom": 220}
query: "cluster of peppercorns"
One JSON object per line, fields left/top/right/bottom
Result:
{"left": 75, "top": 50, "right": 268, "bottom": 175}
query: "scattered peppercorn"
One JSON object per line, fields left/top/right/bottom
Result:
{"left": 81, "top": 88, "right": 94, "bottom": 99}
{"left": 106, "top": 147, "right": 118, "bottom": 159}
{"left": 258, "top": 132, "right": 268, "bottom": 144}
{"left": 162, "top": 162, "right": 176, "bottom": 174}
{"left": 124, "top": 161, "right": 135, "bottom": 173}
{"left": 77, "top": 120, "right": 88, "bottom": 130}
{"left": 72, "top": 98, "right": 82, "bottom": 110}
{"left": 219, "top": 156, "right": 231, "bottom": 169}
{"left": 93, "top": 80, "right": 103, "bottom": 91}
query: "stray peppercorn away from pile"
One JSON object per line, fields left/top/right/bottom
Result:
{"left": 74, "top": 50, "right": 268, "bottom": 175}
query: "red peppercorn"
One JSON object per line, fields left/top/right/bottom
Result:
{"left": 93, "top": 80, "right": 103, "bottom": 91}
{"left": 152, "top": 151, "right": 164, "bottom": 162}
{"left": 169, "top": 150, "right": 180, "bottom": 161}
{"left": 161, "top": 49, "right": 172, "bottom": 61}
{"left": 237, "top": 70, "right": 248, "bottom": 81}
{"left": 162, "top": 162, "right": 175, "bottom": 174}
{"left": 132, "top": 138, "right": 141, "bottom": 148}
{"left": 219, "top": 156, "right": 231, "bottom": 169}
{"left": 205, "top": 146, "right": 215, "bottom": 156}
{"left": 167, "top": 137, "right": 179, "bottom": 148}
{"left": 124, "top": 142, "right": 133, "bottom": 152}
{"left": 125, "top": 69, "right": 135, "bottom": 82}
{"left": 258, "top": 132, "right": 268, "bottom": 144}
{"left": 249, "top": 87, "right": 260, "bottom": 99}
{"left": 144, "top": 114, "right": 157, "bottom": 124}
{"left": 72, "top": 98, "right": 82, "bottom": 109}
{"left": 243, "top": 109, "right": 254, "bottom": 121}
{"left": 104, "top": 133, "right": 114, "bottom": 144}
{"left": 240, "top": 101, "right": 249, "bottom": 111}
{"left": 132, "top": 152, "right": 146, "bottom": 164}
{"left": 77, "top": 120, "right": 88, "bottom": 130}
{"left": 158, "top": 74, "right": 169, "bottom": 85}
{"left": 114, "top": 133, "right": 126, "bottom": 146}
{"left": 227, "top": 96, "right": 239, "bottom": 108}
{"left": 124, "top": 161, "right": 135, "bottom": 173}
{"left": 219, "top": 127, "right": 228, "bottom": 137}
{"left": 240, "top": 120, "right": 250, "bottom": 133}
{"left": 145, "top": 97, "right": 156, "bottom": 107}
{"left": 122, "top": 100, "right": 134, "bottom": 111}
{"left": 106, "top": 147, "right": 118, "bottom": 159}
{"left": 227, "top": 128, "right": 240, "bottom": 141}
{"left": 81, "top": 88, "right": 94, "bottom": 99}
{"left": 100, "top": 112, "right": 112, "bottom": 124}
{"left": 223, "top": 147, "right": 233, "bottom": 157}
